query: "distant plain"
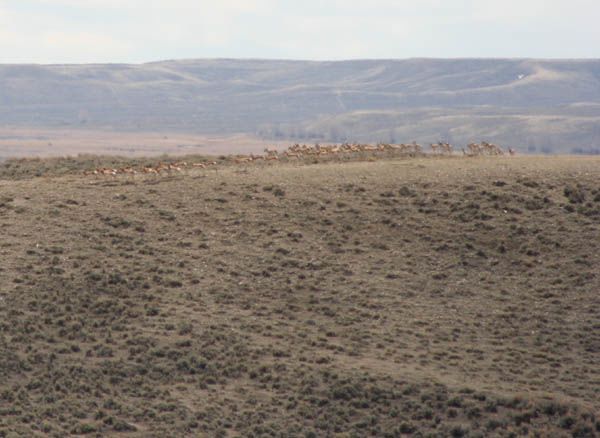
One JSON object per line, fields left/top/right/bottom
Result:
{"left": 0, "top": 128, "right": 266, "bottom": 160}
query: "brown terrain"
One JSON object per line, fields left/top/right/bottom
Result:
{"left": 0, "top": 153, "right": 599, "bottom": 437}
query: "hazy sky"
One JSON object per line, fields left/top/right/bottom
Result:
{"left": 1, "top": 0, "right": 599, "bottom": 63}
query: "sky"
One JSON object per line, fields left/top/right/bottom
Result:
{"left": 0, "top": 0, "right": 599, "bottom": 64}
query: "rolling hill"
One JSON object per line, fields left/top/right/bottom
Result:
{"left": 1, "top": 58, "right": 600, "bottom": 154}
{"left": 0, "top": 154, "right": 599, "bottom": 436}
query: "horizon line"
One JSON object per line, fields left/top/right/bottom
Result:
{"left": 1, "top": 56, "right": 600, "bottom": 67}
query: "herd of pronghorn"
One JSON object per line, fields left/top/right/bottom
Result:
{"left": 83, "top": 141, "right": 515, "bottom": 177}
{"left": 84, "top": 160, "right": 218, "bottom": 177}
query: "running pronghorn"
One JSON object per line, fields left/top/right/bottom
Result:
{"left": 234, "top": 155, "right": 253, "bottom": 164}
{"left": 264, "top": 147, "right": 279, "bottom": 157}
{"left": 467, "top": 143, "right": 483, "bottom": 156}
{"left": 83, "top": 140, "right": 510, "bottom": 178}
{"left": 481, "top": 141, "right": 504, "bottom": 155}
{"left": 431, "top": 141, "right": 453, "bottom": 155}
{"left": 440, "top": 142, "right": 453, "bottom": 155}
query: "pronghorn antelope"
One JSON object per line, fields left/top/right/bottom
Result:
{"left": 362, "top": 145, "right": 378, "bottom": 152}
{"left": 234, "top": 155, "right": 254, "bottom": 164}
{"left": 100, "top": 168, "right": 118, "bottom": 176}
{"left": 431, "top": 141, "right": 453, "bottom": 155}
{"left": 464, "top": 142, "right": 506, "bottom": 156}
{"left": 143, "top": 167, "right": 159, "bottom": 174}
{"left": 467, "top": 143, "right": 483, "bottom": 156}
{"left": 440, "top": 142, "right": 453, "bottom": 155}
{"left": 264, "top": 147, "right": 279, "bottom": 157}
{"left": 85, "top": 158, "right": 220, "bottom": 178}
{"left": 481, "top": 141, "right": 504, "bottom": 155}
{"left": 83, "top": 139, "right": 510, "bottom": 178}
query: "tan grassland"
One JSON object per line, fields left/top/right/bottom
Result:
{"left": 0, "top": 154, "right": 599, "bottom": 437}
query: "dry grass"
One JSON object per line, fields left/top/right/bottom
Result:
{"left": 0, "top": 155, "right": 599, "bottom": 437}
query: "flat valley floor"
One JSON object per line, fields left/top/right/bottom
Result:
{"left": 0, "top": 156, "right": 599, "bottom": 436}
